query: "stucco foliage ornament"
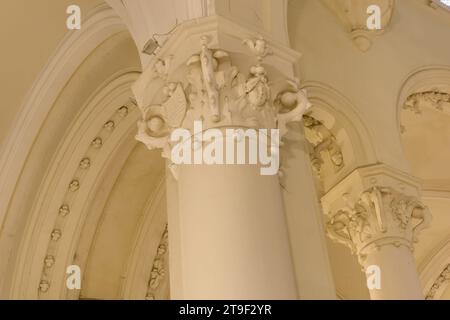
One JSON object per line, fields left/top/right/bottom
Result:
{"left": 145, "top": 225, "right": 169, "bottom": 300}
{"left": 135, "top": 83, "right": 187, "bottom": 159}
{"left": 326, "top": 187, "right": 432, "bottom": 264}
{"left": 243, "top": 36, "right": 272, "bottom": 62}
{"left": 403, "top": 90, "right": 450, "bottom": 114}
{"left": 303, "top": 115, "right": 344, "bottom": 177}
{"left": 426, "top": 264, "right": 450, "bottom": 300}
{"left": 135, "top": 35, "right": 312, "bottom": 165}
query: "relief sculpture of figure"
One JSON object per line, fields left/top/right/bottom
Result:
{"left": 187, "top": 36, "right": 229, "bottom": 123}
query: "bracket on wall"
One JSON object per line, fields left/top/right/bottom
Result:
{"left": 320, "top": 0, "right": 395, "bottom": 52}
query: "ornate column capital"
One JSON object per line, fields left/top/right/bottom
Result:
{"left": 132, "top": 16, "right": 310, "bottom": 158}
{"left": 322, "top": 164, "right": 432, "bottom": 263}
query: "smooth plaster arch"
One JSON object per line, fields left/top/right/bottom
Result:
{"left": 0, "top": 4, "right": 153, "bottom": 299}
{"left": 0, "top": 0, "right": 294, "bottom": 299}
{"left": 119, "top": 177, "right": 168, "bottom": 300}
{"left": 0, "top": 3, "right": 127, "bottom": 246}
{"left": 74, "top": 144, "right": 167, "bottom": 300}
{"left": 10, "top": 70, "right": 141, "bottom": 299}
{"left": 8, "top": 67, "right": 168, "bottom": 300}
{"left": 302, "top": 81, "right": 378, "bottom": 190}
{"left": 397, "top": 66, "right": 450, "bottom": 300}
{"left": 396, "top": 65, "right": 450, "bottom": 140}
{"left": 301, "top": 81, "right": 376, "bottom": 299}
{"left": 67, "top": 129, "right": 142, "bottom": 300}
{"left": 419, "top": 237, "right": 450, "bottom": 299}
{"left": 396, "top": 65, "right": 450, "bottom": 188}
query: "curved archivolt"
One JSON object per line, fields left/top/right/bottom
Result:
{"left": 301, "top": 81, "right": 377, "bottom": 194}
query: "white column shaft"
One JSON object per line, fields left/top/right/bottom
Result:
{"left": 363, "top": 246, "right": 423, "bottom": 300}
{"left": 176, "top": 163, "right": 297, "bottom": 299}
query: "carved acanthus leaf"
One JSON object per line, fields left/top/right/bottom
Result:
{"left": 135, "top": 36, "right": 312, "bottom": 162}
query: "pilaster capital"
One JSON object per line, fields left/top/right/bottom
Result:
{"left": 321, "top": 164, "right": 432, "bottom": 263}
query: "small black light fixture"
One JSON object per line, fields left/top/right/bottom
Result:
{"left": 142, "top": 38, "right": 160, "bottom": 56}
{"left": 142, "top": 20, "right": 180, "bottom": 56}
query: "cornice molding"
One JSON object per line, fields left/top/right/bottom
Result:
{"left": 421, "top": 179, "right": 450, "bottom": 199}
{"left": 107, "top": 0, "right": 291, "bottom": 67}
{"left": 322, "top": 164, "right": 423, "bottom": 214}
{"left": 133, "top": 15, "right": 301, "bottom": 109}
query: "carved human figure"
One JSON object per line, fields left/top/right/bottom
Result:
{"left": 39, "top": 280, "right": 50, "bottom": 293}
{"left": 59, "top": 204, "right": 70, "bottom": 217}
{"left": 91, "top": 137, "right": 103, "bottom": 149}
{"left": 303, "top": 115, "right": 344, "bottom": 174}
{"left": 329, "top": 142, "right": 344, "bottom": 168}
{"left": 153, "top": 56, "right": 172, "bottom": 81}
{"left": 51, "top": 229, "right": 62, "bottom": 241}
{"left": 69, "top": 180, "right": 80, "bottom": 192}
{"left": 79, "top": 158, "right": 91, "bottom": 170}
{"left": 149, "top": 259, "right": 165, "bottom": 290}
{"left": 186, "top": 36, "right": 229, "bottom": 122}
{"left": 117, "top": 106, "right": 129, "bottom": 118}
{"left": 200, "top": 37, "right": 220, "bottom": 122}
{"left": 44, "top": 255, "right": 55, "bottom": 268}
{"left": 103, "top": 121, "right": 115, "bottom": 131}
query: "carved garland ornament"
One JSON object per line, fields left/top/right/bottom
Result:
{"left": 326, "top": 187, "right": 432, "bottom": 264}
